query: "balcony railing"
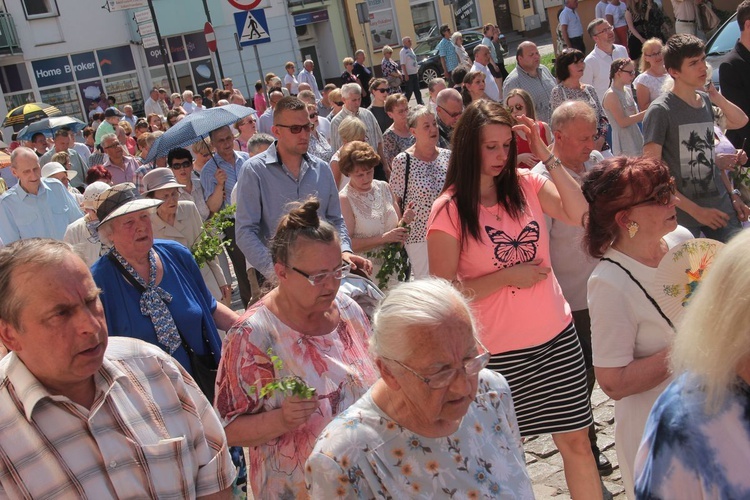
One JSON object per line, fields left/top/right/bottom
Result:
{"left": 0, "top": 12, "right": 21, "bottom": 55}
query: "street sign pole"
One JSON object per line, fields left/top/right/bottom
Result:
{"left": 146, "top": 0, "right": 175, "bottom": 92}
{"left": 253, "top": 45, "right": 265, "bottom": 98}
{"left": 201, "top": 0, "right": 225, "bottom": 81}
{"left": 233, "top": 32, "right": 251, "bottom": 100}
{"left": 355, "top": 3, "right": 375, "bottom": 78}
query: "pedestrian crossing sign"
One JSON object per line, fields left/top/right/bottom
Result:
{"left": 234, "top": 9, "right": 270, "bottom": 47}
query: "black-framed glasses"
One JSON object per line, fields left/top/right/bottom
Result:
{"left": 437, "top": 104, "right": 462, "bottom": 119}
{"left": 276, "top": 123, "right": 314, "bottom": 134}
{"left": 629, "top": 177, "right": 676, "bottom": 208}
{"left": 103, "top": 142, "right": 121, "bottom": 149}
{"left": 170, "top": 160, "right": 192, "bottom": 170}
{"left": 619, "top": 68, "right": 636, "bottom": 76}
{"left": 384, "top": 344, "right": 491, "bottom": 389}
{"left": 290, "top": 262, "right": 351, "bottom": 286}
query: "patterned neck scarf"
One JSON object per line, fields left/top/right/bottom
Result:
{"left": 111, "top": 248, "right": 181, "bottom": 354}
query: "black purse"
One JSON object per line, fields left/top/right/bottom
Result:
{"left": 107, "top": 253, "right": 219, "bottom": 401}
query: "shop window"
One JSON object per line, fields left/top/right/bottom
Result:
{"left": 366, "top": 0, "right": 400, "bottom": 51}
{"left": 22, "top": 0, "right": 59, "bottom": 19}
{"left": 40, "top": 84, "right": 81, "bottom": 119}
{"left": 455, "top": 0, "right": 481, "bottom": 31}
{"left": 411, "top": 1, "right": 439, "bottom": 41}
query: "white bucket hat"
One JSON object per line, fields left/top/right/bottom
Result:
{"left": 142, "top": 167, "right": 185, "bottom": 196}
{"left": 41, "top": 161, "right": 77, "bottom": 181}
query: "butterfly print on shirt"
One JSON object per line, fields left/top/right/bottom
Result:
{"left": 485, "top": 221, "right": 540, "bottom": 268}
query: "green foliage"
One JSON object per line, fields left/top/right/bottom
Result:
{"left": 191, "top": 204, "right": 237, "bottom": 268}
{"left": 366, "top": 243, "right": 410, "bottom": 290}
{"left": 733, "top": 164, "right": 750, "bottom": 192}
{"left": 247, "top": 348, "right": 316, "bottom": 400}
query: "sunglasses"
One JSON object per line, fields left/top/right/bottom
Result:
{"left": 170, "top": 160, "right": 192, "bottom": 170}
{"left": 629, "top": 178, "right": 676, "bottom": 208}
{"left": 309, "top": 112, "right": 318, "bottom": 118}
{"left": 276, "top": 123, "right": 314, "bottom": 134}
{"left": 437, "top": 104, "right": 462, "bottom": 119}
{"left": 374, "top": 88, "right": 389, "bottom": 93}
{"left": 333, "top": 101, "right": 344, "bottom": 106}
{"left": 506, "top": 103, "right": 525, "bottom": 112}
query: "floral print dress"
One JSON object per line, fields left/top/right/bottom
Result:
{"left": 305, "top": 370, "right": 534, "bottom": 499}
{"left": 215, "top": 293, "right": 379, "bottom": 499}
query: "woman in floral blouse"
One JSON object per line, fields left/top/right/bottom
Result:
{"left": 305, "top": 278, "right": 534, "bottom": 499}
{"left": 215, "top": 199, "right": 379, "bottom": 499}
{"left": 381, "top": 46, "right": 403, "bottom": 95}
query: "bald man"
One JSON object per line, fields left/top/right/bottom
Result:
{"left": 502, "top": 42, "right": 557, "bottom": 122}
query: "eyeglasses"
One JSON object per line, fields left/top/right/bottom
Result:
{"left": 309, "top": 112, "right": 318, "bottom": 118}
{"left": 374, "top": 88, "right": 389, "bottom": 93}
{"left": 384, "top": 344, "right": 491, "bottom": 389}
{"left": 437, "top": 104, "right": 462, "bottom": 119}
{"left": 289, "top": 262, "right": 351, "bottom": 286}
{"left": 629, "top": 177, "right": 676, "bottom": 208}
{"left": 644, "top": 52, "right": 663, "bottom": 58}
{"left": 594, "top": 26, "right": 614, "bottom": 36}
{"left": 103, "top": 142, "right": 121, "bottom": 149}
{"left": 333, "top": 101, "right": 344, "bottom": 106}
{"left": 169, "top": 160, "right": 192, "bottom": 170}
{"left": 619, "top": 68, "right": 636, "bottom": 76}
{"left": 276, "top": 123, "right": 314, "bottom": 134}
{"left": 506, "top": 103, "right": 525, "bottom": 112}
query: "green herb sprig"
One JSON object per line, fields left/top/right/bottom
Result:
{"left": 248, "top": 349, "right": 317, "bottom": 399}
{"left": 191, "top": 204, "right": 237, "bottom": 268}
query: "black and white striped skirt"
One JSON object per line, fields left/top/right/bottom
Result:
{"left": 487, "top": 322, "right": 593, "bottom": 437}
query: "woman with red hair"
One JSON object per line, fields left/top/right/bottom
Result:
{"left": 583, "top": 156, "right": 692, "bottom": 498}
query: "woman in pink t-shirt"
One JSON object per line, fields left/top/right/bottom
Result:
{"left": 427, "top": 100, "right": 602, "bottom": 499}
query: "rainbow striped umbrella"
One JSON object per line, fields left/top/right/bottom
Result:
{"left": 2, "top": 102, "right": 62, "bottom": 127}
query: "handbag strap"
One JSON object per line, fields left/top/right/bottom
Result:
{"left": 107, "top": 252, "right": 216, "bottom": 357}
{"left": 400, "top": 152, "right": 411, "bottom": 213}
{"left": 600, "top": 257, "right": 675, "bottom": 331}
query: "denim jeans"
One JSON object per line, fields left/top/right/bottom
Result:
{"left": 687, "top": 215, "right": 742, "bottom": 243}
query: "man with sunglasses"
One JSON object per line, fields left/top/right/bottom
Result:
{"left": 435, "top": 88, "right": 463, "bottom": 149}
{"left": 643, "top": 34, "right": 749, "bottom": 243}
{"left": 235, "top": 96, "right": 372, "bottom": 281}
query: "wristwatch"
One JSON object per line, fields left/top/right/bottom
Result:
{"left": 732, "top": 188, "right": 742, "bottom": 197}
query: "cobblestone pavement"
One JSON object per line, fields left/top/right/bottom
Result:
{"left": 526, "top": 385, "right": 626, "bottom": 499}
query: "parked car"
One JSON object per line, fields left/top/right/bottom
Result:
{"left": 706, "top": 12, "right": 739, "bottom": 90}
{"left": 415, "top": 30, "right": 507, "bottom": 86}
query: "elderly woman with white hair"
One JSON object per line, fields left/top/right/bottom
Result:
{"left": 635, "top": 229, "right": 750, "bottom": 498}
{"left": 63, "top": 181, "right": 112, "bottom": 267}
{"left": 306, "top": 278, "right": 534, "bottom": 498}
{"left": 452, "top": 31, "right": 471, "bottom": 68}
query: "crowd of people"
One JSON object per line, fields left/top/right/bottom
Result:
{"left": 0, "top": 1, "right": 750, "bottom": 498}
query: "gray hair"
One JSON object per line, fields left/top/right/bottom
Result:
{"left": 407, "top": 105, "right": 434, "bottom": 129}
{"left": 354, "top": 49, "right": 365, "bottom": 58}
{"left": 10, "top": 146, "right": 36, "bottom": 167}
{"left": 247, "top": 133, "right": 275, "bottom": 154}
{"left": 182, "top": 90, "right": 193, "bottom": 100}
{"left": 473, "top": 44, "right": 489, "bottom": 57}
{"left": 428, "top": 78, "right": 447, "bottom": 93}
{"left": 100, "top": 133, "right": 118, "bottom": 147}
{"left": 370, "top": 278, "right": 478, "bottom": 361}
{"left": 341, "top": 83, "right": 362, "bottom": 99}
{"left": 550, "top": 100, "right": 596, "bottom": 132}
{"left": 436, "top": 88, "right": 462, "bottom": 107}
{"left": 0, "top": 239, "right": 75, "bottom": 330}
{"left": 450, "top": 32, "right": 463, "bottom": 44}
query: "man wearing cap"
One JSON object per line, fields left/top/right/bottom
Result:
{"left": 101, "top": 133, "right": 139, "bottom": 185}
{"left": 0, "top": 238, "right": 235, "bottom": 498}
{"left": 235, "top": 96, "right": 372, "bottom": 281}
{"left": 0, "top": 147, "right": 82, "bottom": 243}
{"left": 39, "top": 128, "right": 88, "bottom": 190}
{"left": 64, "top": 181, "right": 112, "bottom": 267}
{"left": 95, "top": 108, "right": 124, "bottom": 147}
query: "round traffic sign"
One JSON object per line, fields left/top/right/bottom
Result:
{"left": 228, "top": 0, "right": 261, "bottom": 10}
{"left": 204, "top": 22, "right": 217, "bottom": 52}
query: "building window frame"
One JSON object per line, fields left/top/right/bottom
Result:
{"left": 21, "top": 0, "right": 60, "bottom": 20}
{"left": 366, "top": 0, "right": 401, "bottom": 52}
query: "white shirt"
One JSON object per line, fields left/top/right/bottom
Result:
{"left": 471, "top": 61, "right": 500, "bottom": 102}
{"left": 399, "top": 47, "right": 419, "bottom": 75}
{"left": 559, "top": 6, "right": 584, "bottom": 38}
{"left": 182, "top": 101, "right": 196, "bottom": 114}
{"left": 298, "top": 69, "right": 321, "bottom": 99}
{"left": 595, "top": 0, "right": 609, "bottom": 20}
{"left": 581, "top": 44, "right": 629, "bottom": 105}
{"left": 317, "top": 115, "right": 331, "bottom": 141}
{"left": 144, "top": 97, "right": 163, "bottom": 117}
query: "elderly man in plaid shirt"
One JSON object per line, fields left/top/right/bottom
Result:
{"left": 0, "top": 239, "right": 235, "bottom": 499}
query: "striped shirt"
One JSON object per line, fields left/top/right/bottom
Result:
{"left": 201, "top": 151, "right": 250, "bottom": 208}
{"left": 0, "top": 337, "right": 235, "bottom": 498}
